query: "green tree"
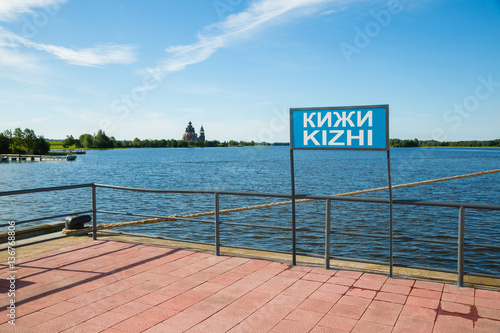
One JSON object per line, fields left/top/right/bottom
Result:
{"left": 23, "top": 128, "right": 37, "bottom": 154}
{"left": 62, "top": 135, "right": 76, "bottom": 148}
{"left": 93, "top": 130, "right": 110, "bottom": 148}
{"left": 33, "top": 136, "right": 50, "bottom": 154}
{"left": 13, "top": 128, "right": 25, "bottom": 153}
{"left": 0, "top": 133, "right": 10, "bottom": 153}
{"left": 79, "top": 134, "right": 94, "bottom": 148}
{"left": 3, "top": 130, "right": 12, "bottom": 152}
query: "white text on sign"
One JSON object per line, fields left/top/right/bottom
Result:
{"left": 303, "top": 111, "right": 373, "bottom": 146}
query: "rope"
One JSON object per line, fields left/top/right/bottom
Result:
{"left": 62, "top": 168, "right": 500, "bottom": 235}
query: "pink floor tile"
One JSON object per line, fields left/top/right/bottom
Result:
{"left": 308, "top": 289, "right": 342, "bottom": 303}
{"left": 110, "top": 315, "right": 157, "bottom": 332}
{"left": 410, "top": 288, "right": 443, "bottom": 300}
{"left": 380, "top": 282, "right": 412, "bottom": 295}
{"left": 474, "top": 318, "right": 500, "bottom": 333}
{"left": 375, "top": 291, "right": 408, "bottom": 304}
{"left": 443, "top": 284, "right": 474, "bottom": 297}
{"left": 327, "top": 276, "right": 356, "bottom": 286}
{"left": 271, "top": 318, "right": 315, "bottom": 333}
{"left": 353, "top": 278, "right": 385, "bottom": 291}
{"left": 400, "top": 305, "right": 438, "bottom": 321}
{"left": 329, "top": 303, "right": 367, "bottom": 320}
{"left": 298, "top": 298, "right": 336, "bottom": 314}
{"left": 352, "top": 320, "right": 393, "bottom": 333}
{"left": 62, "top": 321, "right": 108, "bottom": 333}
{"left": 414, "top": 280, "right": 445, "bottom": 291}
{"left": 162, "top": 311, "right": 210, "bottom": 330}
{"left": 438, "top": 301, "right": 474, "bottom": 318}
{"left": 405, "top": 295, "right": 441, "bottom": 309}
{"left": 285, "top": 308, "right": 324, "bottom": 325}
{"left": 336, "top": 295, "right": 372, "bottom": 308}
{"left": 256, "top": 302, "right": 295, "bottom": 319}
{"left": 15, "top": 311, "right": 57, "bottom": 328}
{"left": 190, "top": 317, "right": 236, "bottom": 332}
{"left": 40, "top": 300, "right": 83, "bottom": 316}
{"left": 385, "top": 278, "right": 415, "bottom": 287}
{"left": 303, "top": 272, "right": 331, "bottom": 283}
{"left": 359, "top": 308, "right": 400, "bottom": 326}
{"left": 441, "top": 292, "right": 474, "bottom": 305}
{"left": 334, "top": 270, "right": 363, "bottom": 279}
{"left": 475, "top": 297, "right": 500, "bottom": 310}
{"left": 392, "top": 315, "right": 435, "bottom": 333}
{"left": 476, "top": 306, "right": 500, "bottom": 320}
{"left": 316, "top": 313, "right": 358, "bottom": 331}
{"left": 112, "top": 301, "right": 152, "bottom": 316}
{"left": 135, "top": 303, "right": 179, "bottom": 323}
{"left": 86, "top": 310, "right": 131, "bottom": 328}
{"left": 228, "top": 313, "right": 281, "bottom": 333}
{"left": 476, "top": 289, "right": 500, "bottom": 300}
{"left": 433, "top": 314, "right": 474, "bottom": 333}
{"left": 317, "top": 282, "right": 350, "bottom": 295}
{"left": 32, "top": 316, "right": 78, "bottom": 332}
{"left": 345, "top": 287, "right": 377, "bottom": 299}
{"left": 7, "top": 240, "right": 500, "bottom": 333}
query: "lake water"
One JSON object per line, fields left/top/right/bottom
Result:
{"left": 1, "top": 147, "right": 499, "bottom": 276}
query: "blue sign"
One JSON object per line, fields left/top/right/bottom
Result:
{"left": 290, "top": 105, "right": 388, "bottom": 150}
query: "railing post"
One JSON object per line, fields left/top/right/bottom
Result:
{"left": 92, "top": 184, "right": 97, "bottom": 241}
{"left": 215, "top": 193, "right": 220, "bottom": 256}
{"left": 457, "top": 206, "right": 465, "bottom": 287}
{"left": 325, "top": 199, "right": 331, "bottom": 270}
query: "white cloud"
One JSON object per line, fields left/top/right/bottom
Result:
{"left": 0, "top": 1, "right": 137, "bottom": 67}
{"left": 21, "top": 39, "right": 138, "bottom": 67}
{"left": 0, "top": 27, "right": 137, "bottom": 67}
{"left": 152, "top": 0, "right": 343, "bottom": 77}
{"left": 0, "top": 46, "right": 40, "bottom": 70}
{"left": 0, "top": 0, "right": 67, "bottom": 22}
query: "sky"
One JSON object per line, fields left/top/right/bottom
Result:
{"left": 0, "top": 0, "right": 499, "bottom": 142}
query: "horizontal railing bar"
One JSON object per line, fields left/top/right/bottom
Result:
{"left": 330, "top": 231, "right": 390, "bottom": 239}
{"left": 327, "top": 254, "right": 390, "bottom": 266}
{"left": 96, "top": 210, "right": 214, "bottom": 225}
{"left": 465, "top": 242, "right": 500, "bottom": 250}
{"left": 221, "top": 221, "right": 312, "bottom": 232}
{"left": 3, "top": 183, "right": 499, "bottom": 210}
{"left": 221, "top": 221, "right": 292, "bottom": 231}
{"left": 0, "top": 210, "right": 93, "bottom": 228}
{"left": 392, "top": 262, "right": 458, "bottom": 274}
{"left": 94, "top": 184, "right": 500, "bottom": 210}
{"left": 393, "top": 236, "right": 456, "bottom": 245}
{"left": 219, "top": 243, "right": 293, "bottom": 256}
{"left": 0, "top": 230, "right": 93, "bottom": 251}
{"left": 99, "top": 230, "right": 213, "bottom": 245}
{"left": 0, "top": 183, "right": 94, "bottom": 197}
{"left": 95, "top": 183, "right": 292, "bottom": 199}
{"left": 461, "top": 270, "right": 500, "bottom": 280}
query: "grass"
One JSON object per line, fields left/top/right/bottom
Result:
{"left": 48, "top": 142, "right": 78, "bottom": 150}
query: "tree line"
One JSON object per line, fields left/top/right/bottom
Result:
{"left": 2, "top": 128, "right": 498, "bottom": 154}
{"left": 390, "top": 138, "right": 500, "bottom": 148}
{"left": 62, "top": 130, "right": 280, "bottom": 149}
{"left": 0, "top": 128, "right": 50, "bottom": 154}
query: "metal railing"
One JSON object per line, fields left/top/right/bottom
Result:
{"left": 1, "top": 183, "right": 499, "bottom": 287}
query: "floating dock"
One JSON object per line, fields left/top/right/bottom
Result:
{"left": 0, "top": 154, "right": 76, "bottom": 162}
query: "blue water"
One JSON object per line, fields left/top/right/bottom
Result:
{"left": 1, "top": 147, "right": 499, "bottom": 275}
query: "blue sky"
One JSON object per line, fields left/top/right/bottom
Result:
{"left": 0, "top": 0, "right": 499, "bottom": 142}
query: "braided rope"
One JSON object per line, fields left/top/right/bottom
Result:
{"left": 62, "top": 168, "right": 500, "bottom": 235}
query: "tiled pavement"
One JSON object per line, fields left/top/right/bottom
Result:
{"left": 1, "top": 240, "right": 500, "bottom": 332}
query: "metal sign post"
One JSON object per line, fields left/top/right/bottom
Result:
{"left": 289, "top": 105, "right": 393, "bottom": 276}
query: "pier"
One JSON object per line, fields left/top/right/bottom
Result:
{"left": 1, "top": 233, "right": 500, "bottom": 332}
{"left": 0, "top": 154, "right": 76, "bottom": 162}
{"left": 1, "top": 179, "right": 499, "bottom": 332}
